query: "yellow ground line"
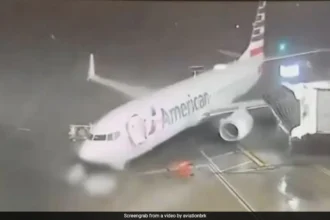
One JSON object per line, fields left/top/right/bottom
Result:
{"left": 237, "top": 145, "right": 267, "bottom": 167}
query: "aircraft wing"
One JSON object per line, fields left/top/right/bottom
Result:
{"left": 86, "top": 49, "right": 330, "bottom": 100}
{"left": 201, "top": 99, "right": 268, "bottom": 120}
{"left": 217, "top": 48, "right": 330, "bottom": 63}
{"left": 263, "top": 48, "right": 330, "bottom": 63}
{"left": 87, "top": 54, "right": 153, "bottom": 99}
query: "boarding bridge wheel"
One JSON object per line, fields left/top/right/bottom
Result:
{"left": 69, "top": 124, "right": 92, "bottom": 142}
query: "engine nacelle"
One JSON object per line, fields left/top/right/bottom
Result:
{"left": 219, "top": 108, "right": 254, "bottom": 142}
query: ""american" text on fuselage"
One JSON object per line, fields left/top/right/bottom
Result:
{"left": 161, "top": 92, "right": 210, "bottom": 127}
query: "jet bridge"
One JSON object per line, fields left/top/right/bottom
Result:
{"left": 316, "top": 88, "right": 330, "bottom": 133}
{"left": 262, "top": 86, "right": 300, "bottom": 135}
{"left": 282, "top": 81, "right": 330, "bottom": 138}
{"left": 263, "top": 81, "right": 330, "bottom": 153}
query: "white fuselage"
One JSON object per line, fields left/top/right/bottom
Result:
{"left": 79, "top": 57, "right": 263, "bottom": 169}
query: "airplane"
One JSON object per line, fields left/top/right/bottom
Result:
{"left": 69, "top": 1, "right": 330, "bottom": 171}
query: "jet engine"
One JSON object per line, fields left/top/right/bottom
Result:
{"left": 218, "top": 108, "right": 254, "bottom": 142}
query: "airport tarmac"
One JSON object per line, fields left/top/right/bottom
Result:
{"left": 1, "top": 1, "right": 330, "bottom": 212}
{"left": 81, "top": 110, "right": 330, "bottom": 212}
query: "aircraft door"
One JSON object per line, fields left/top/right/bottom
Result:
{"left": 126, "top": 114, "right": 147, "bottom": 146}
{"left": 144, "top": 106, "right": 159, "bottom": 137}
{"left": 126, "top": 106, "right": 162, "bottom": 147}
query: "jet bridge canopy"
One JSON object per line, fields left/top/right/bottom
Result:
{"left": 262, "top": 86, "right": 300, "bottom": 135}
{"left": 265, "top": 81, "right": 330, "bottom": 139}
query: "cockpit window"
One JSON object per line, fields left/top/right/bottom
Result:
{"left": 107, "top": 131, "right": 120, "bottom": 141}
{"left": 92, "top": 134, "right": 107, "bottom": 141}
{"left": 87, "top": 131, "right": 120, "bottom": 141}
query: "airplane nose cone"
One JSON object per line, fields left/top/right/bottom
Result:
{"left": 78, "top": 142, "right": 110, "bottom": 165}
{"left": 78, "top": 143, "right": 95, "bottom": 163}
{"left": 78, "top": 142, "right": 126, "bottom": 170}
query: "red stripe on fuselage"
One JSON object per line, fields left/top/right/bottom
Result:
{"left": 250, "top": 46, "right": 263, "bottom": 57}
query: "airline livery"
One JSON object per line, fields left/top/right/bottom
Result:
{"left": 69, "top": 1, "right": 326, "bottom": 170}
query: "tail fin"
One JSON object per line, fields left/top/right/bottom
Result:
{"left": 239, "top": 1, "right": 266, "bottom": 61}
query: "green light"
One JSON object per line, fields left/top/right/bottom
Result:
{"left": 279, "top": 43, "right": 286, "bottom": 51}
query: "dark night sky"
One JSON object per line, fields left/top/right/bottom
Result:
{"left": 1, "top": 1, "right": 330, "bottom": 50}
{"left": 0, "top": 1, "right": 330, "bottom": 81}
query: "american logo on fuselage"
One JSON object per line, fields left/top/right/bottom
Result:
{"left": 161, "top": 92, "right": 210, "bottom": 127}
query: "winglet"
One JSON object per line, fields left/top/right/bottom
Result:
{"left": 88, "top": 53, "right": 95, "bottom": 81}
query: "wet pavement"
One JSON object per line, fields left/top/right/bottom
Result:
{"left": 65, "top": 110, "right": 330, "bottom": 211}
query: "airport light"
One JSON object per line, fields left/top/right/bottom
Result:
{"left": 280, "top": 63, "right": 300, "bottom": 78}
{"left": 278, "top": 42, "right": 287, "bottom": 52}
